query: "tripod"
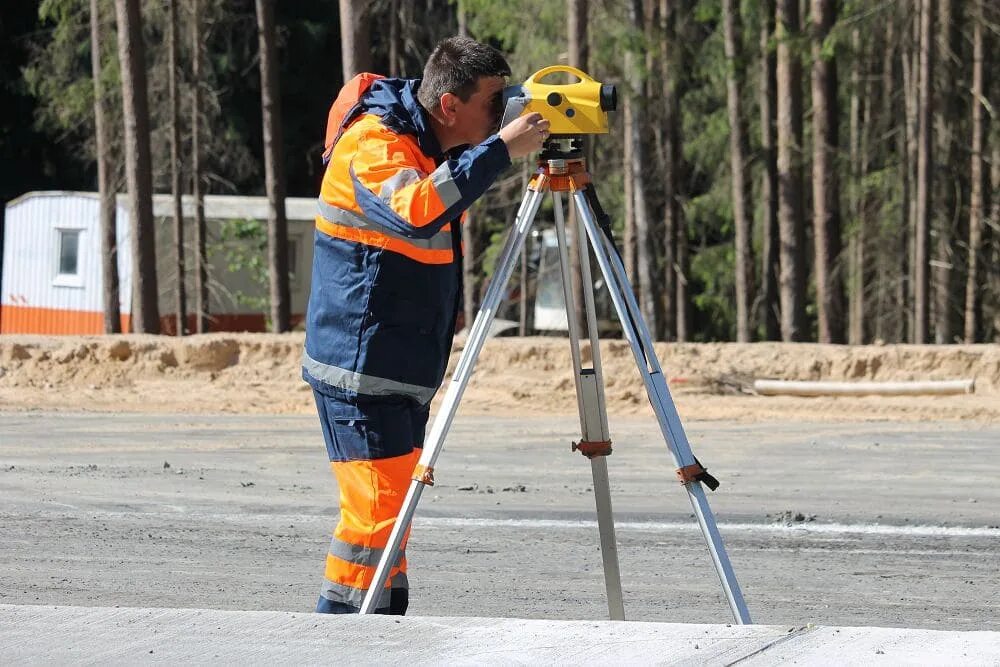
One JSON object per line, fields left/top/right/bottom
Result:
{"left": 359, "top": 139, "right": 752, "bottom": 624}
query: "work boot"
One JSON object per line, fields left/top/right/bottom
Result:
{"left": 316, "top": 589, "right": 406, "bottom": 615}
{"left": 387, "top": 588, "right": 408, "bottom": 616}
{"left": 372, "top": 589, "right": 408, "bottom": 615}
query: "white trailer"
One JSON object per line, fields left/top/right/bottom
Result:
{"left": 1, "top": 191, "right": 315, "bottom": 334}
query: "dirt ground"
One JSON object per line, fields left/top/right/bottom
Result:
{"left": 1, "top": 334, "right": 997, "bottom": 422}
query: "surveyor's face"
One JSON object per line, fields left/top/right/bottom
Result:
{"left": 454, "top": 76, "right": 507, "bottom": 145}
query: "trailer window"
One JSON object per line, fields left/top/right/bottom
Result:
{"left": 58, "top": 230, "right": 80, "bottom": 276}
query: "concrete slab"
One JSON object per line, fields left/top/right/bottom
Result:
{"left": 2, "top": 605, "right": 999, "bottom": 665}
{"left": 743, "top": 625, "right": 1000, "bottom": 666}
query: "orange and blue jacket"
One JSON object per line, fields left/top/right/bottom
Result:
{"left": 303, "top": 78, "right": 512, "bottom": 409}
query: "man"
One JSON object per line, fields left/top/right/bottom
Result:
{"left": 303, "top": 37, "right": 550, "bottom": 615}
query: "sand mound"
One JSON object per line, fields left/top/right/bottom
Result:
{"left": 1, "top": 334, "right": 997, "bottom": 422}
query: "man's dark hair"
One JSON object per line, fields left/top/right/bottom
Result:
{"left": 417, "top": 36, "right": 511, "bottom": 110}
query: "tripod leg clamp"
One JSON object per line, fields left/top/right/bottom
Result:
{"left": 412, "top": 464, "right": 435, "bottom": 486}
{"left": 676, "top": 457, "right": 720, "bottom": 491}
{"left": 572, "top": 440, "right": 613, "bottom": 459}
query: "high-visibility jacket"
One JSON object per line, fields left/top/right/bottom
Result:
{"left": 302, "top": 77, "right": 512, "bottom": 406}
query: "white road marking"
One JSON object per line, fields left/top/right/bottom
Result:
{"left": 44, "top": 502, "right": 80, "bottom": 511}
{"left": 24, "top": 505, "right": 1000, "bottom": 539}
{"left": 418, "top": 516, "right": 1000, "bottom": 539}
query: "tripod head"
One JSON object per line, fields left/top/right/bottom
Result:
{"left": 539, "top": 135, "right": 585, "bottom": 161}
{"left": 532, "top": 135, "right": 617, "bottom": 246}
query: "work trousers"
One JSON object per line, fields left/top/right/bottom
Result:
{"left": 313, "top": 390, "right": 429, "bottom": 615}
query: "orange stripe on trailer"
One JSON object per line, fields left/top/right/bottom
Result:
{"left": 0, "top": 304, "right": 130, "bottom": 335}
{"left": 315, "top": 216, "right": 453, "bottom": 265}
{"left": 0, "top": 305, "right": 305, "bottom": 335}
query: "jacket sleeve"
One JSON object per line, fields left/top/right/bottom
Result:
{"left": 349, "top": 125, "right": 512, "bottom": 240}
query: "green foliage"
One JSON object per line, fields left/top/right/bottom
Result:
{"left": 24, "top": 0, "right": 260, "bottom": 195}
{"left": 25, "top": 0, "right": 108, "bottom": 146}
{"left": 8, "top": 0, "right": 998, "bottom": 341}
{"left": 217, "top": 217, "right": 269, "bottom": 313}
{"left": 690, "top": 242, "right": 735, "bottom": 341}
{"left": 457, "top": 0, "right": 565, "bottom": 77}
{"left": 677, "top": 1, "right": 740, "bottom": 336}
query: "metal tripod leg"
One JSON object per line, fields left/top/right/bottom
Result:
{"left": 359, "top": 175, "right": 549, "bottom": 614}
{"left": 552, "top": 192, "right": 625, "bottom": 621}
{"left": 569, "top": 189, "right": 753, "bottom": 625}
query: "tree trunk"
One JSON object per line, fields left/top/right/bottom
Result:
{"left": 641, "top": 0, "right": 659, "bottom": 336}
{"left": 191, "top": 0, "right": 209, "bottom": 333}
{"left": 775, "top": 0, "right": 807, "bottom": 341}
{"left": 913, "top": 0, "right": 933, "bottom": 344}
{"left": 339, "top": 0, "right": 372, "bottom": 83}
{"left": 672, "top": 1, "right": 690, "bottom": 343}
{"left": 256, "top": 0, "right": 291, "bottom": 332}
{"left": 675, "top": 214, "right": 690, "bottom": 342}
{"left": 933, "top": 0, "right": 958, "bottom": 343}
{"left": 721, "top": 0, "right": 753, "bottom": 342}
{"left": 168, "top": 0, "right": 186, "bottom": 336}
{"left": 901, "top": 3, "right": 918, "bottom": 342}
{"left": 626, "top": 0, "right": 658, "bottom": 336}
{"left": 458, "top": 2, "right": 476, "bottom": 334}
{"left": 964, "top": 0, "right": 984, "bottom": 343}
{"left": 91, "top": 0, "right": 121, "bottom": 334}
{"left": 858, "top": 30, "right": 874, "bottom": 338}
{"left": 389, "top": 0, "right": 401, "bottom": 77}
{"left": 847, "top": 27, "right": 863, "bottom": 344}
{"left": 566, "top": 0, "right": 588, "bottom": 333}
{"left": 659, "top": 0, "right": 678, "bottom": 341}
{"left": 810, "top": 0, "right": 844, "bottom": 343}
{"left": 114, "top": 0, "right": 159, "bottom": 334}
{"left": 874, "top": 11, "right": 896, "bottom": 342}
{"left": 461, "top": 208, "right": 476, "bottom": 335}
{"left": 990, "top": 144, "right": 1000, "bottom": 341}
{"left": 759, "top": 0, "right": 780, "bottom": 340}
{"left": 623, "top": 73, "right": 637, "bottom": 283}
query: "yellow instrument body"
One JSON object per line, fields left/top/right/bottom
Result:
{"left": 501, "top": 66, "right": 614, "bottom": 136}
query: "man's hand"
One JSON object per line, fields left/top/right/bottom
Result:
{"left": 498, "top": 112, "right": 551, "bottom": 159}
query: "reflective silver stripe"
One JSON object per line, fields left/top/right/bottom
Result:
{"left": 319, "top": 578, "right": 391, "bottom": 609}
{"left": 429, "top": 162, "right": 462, "bottom": 208}
{"left": 379, "top": 168, "right": 423, "bottom": 202}
{"left": 303, "top": 350, "right": 437, "bottom": 404}
{"left": 328, "top": 537, "right": 404, "bottom": 567}
{"left": 316, "top": 198, "right": 453, "bottom": 252}
{"left": 391, "top": 571, "right": 409, "bottom": 590}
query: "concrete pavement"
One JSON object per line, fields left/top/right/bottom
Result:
{"left": 3, "top": 604, "right": 999, "bottom": 665}
{"left": 2, "top": 413, "right": 999, "bottom": 630}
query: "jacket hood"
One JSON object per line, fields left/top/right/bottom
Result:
{"left": 360, "top": 78, "right": 443, "bottom": 159}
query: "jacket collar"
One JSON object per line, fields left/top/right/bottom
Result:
{"left": 361, "top": 78, "right": 443, "bottom": 160}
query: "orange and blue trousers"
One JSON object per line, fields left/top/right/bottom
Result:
{"left": 313, "top": 390, "right": 429, "bottom": 614}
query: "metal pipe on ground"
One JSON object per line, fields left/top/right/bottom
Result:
{"left": 753, "top": 379, "right": 975, "bottom": 397}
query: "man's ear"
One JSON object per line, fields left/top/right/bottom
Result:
{"left": 439, "top": 92, "right": 460, "bottom": 126}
